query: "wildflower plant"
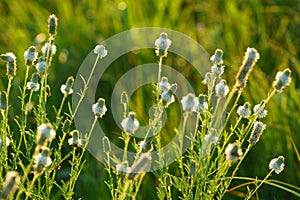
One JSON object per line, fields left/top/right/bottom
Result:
{"left": 0, "top": 15, "right": 299, "bottom": 200}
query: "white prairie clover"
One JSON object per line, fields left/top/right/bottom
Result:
{"left": 68, "top": 130, "right": 83, "bottom": 148}
{"left": 37, "top": 123, "right": 56, "bottom": 146}
{"left": 92, "top": 98, "right": 107, "bottom": 118}
{"left": 155, "top": 32, "right": 172, "bottom": 57}
{"left": 26, "top": 72, "right": 40, "bottom": 91}
{"left": 237, "top": 102, "right": 251, "bottom": 118}
{"left": 121, "top": 112, "right": 140, "bottom": 134}
{"left": 215, "top": 80, "right": 229, "bottom": 97}
{"left": 24, "top": 46, "right": 38, "bottom": 66}
{"left": 181, "top": 93, "right": 199, "bottom": 112}
{"left": 0, "top": 52, "right": 17, "bottom": 77}
{"left": 253, "top": 101, "right": 268, "bottom": 118}
{"left": 249, "top": 121, "right": 266, "bottom": 145}
{"left": 41, "top": 43, "right": 57, "bottom": 55}
{"left": 269, "top": 156, "right": 285, "bottom": 174}
{"left": 33, "top": 147, "right": 52, "bottom": 173}
{"left": 235, "top": 47, "right": 260, "bottom": 88}
{"left": 225, "top": 142, "right": 243, "bottom": 162}
{"left": 272, "top": 68, "right": 291, "bottom": 93}
{"left": 60, "top": 76, "right": 74, "bottom": 95}
{"left": 161, "top": 83, "right": 177, "bottom": 107}
{"left": 158, "top": 76, "right": 171, "bottom": 91}
{"left": 198, "top": 94, "right": 208, "bottom": 111}
{"left": 36, "top": 57, "right": 47, "bottom": 75}
{"left": 0, "top": 171, "right": 20, "bottom": 199}
{"left": 94, "top": 45, "right": 108, "bottom": 59}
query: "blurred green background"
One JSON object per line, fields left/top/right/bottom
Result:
{"left": 0, "top": 0, "right": 299, "bottom": 199}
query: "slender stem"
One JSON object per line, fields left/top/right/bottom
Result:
{"left": 25, "top": 173, "right": 39, "bottom": 200}
{"left": 71, "top": 55, "right": 100, "bottom": 120}
{"left": 54, "top": 94, "right": 67, "bottom": 130}
{"left": 246, "top": 170, "right": 274, "bottom": 200}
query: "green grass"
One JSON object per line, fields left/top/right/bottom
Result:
{"left": 0, "top": 0, "right": 299, "bottom": 199}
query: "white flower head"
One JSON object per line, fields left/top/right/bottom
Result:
{"left": 210, "top": 49, "right": 223, "bottom": 65}
{"left": 0, "top": 52, "right": 17, "bottom": 77}
{"left": 159, "top": 76, "right": 171, "bottom": 91}
{"left": 41, "top": 43, "right": 56, "bottom": 55}
{"left": 198, "top": 94, "right": 208, "bottom": 111}
{"left": 37, "top": 123, "right": 56, "bottom": 146}
{"left": 26, "top": 72, "right": 40, "bottom": 91}
{"left": 94, "top": 45, "right": 108, "bottom": 59}
{"left": 237, "top": 102, "right": 251, "bottom": 118}
{"left": 161, "top": 83, "right": 177, "bottom": 107}
{"left": 249, "top": 121, "right": 266, "bottom": 145}
{"left": 253, "top": 101, "right": 268, "bottom": 118}
{"left": 225, "top": 142, "right": 243, "bottom": 162}
{"left": 273, "top": 68, "right": 291, "bottom": 93}
{"left": 36, "top": 57, "right": 47, "bottom": 75}
{"left": 68, "top": 130, "right": 83, "bottom": 147}
{"left": 60, "top": 76, "right": 74, "bottom": 95}
{"left": 24, "top": 46, "right": 38, "bottom": 66}
{"left": 155, "top": 32, "right": 172, "bottom": 57}
{"left": 181, "top": 93, "right": 199, "bottom": 112}
{"left": 204, "top": 128, "right": 218, "bottom": 145}
{"left": 121, "top": 112, "right": 139, "bottom": 134}
{"left": 139, "top": 140, "right": 153, "bottom": 152}
{"left": 202, "top": 72, "right": 213, "bottom": 85}
{"left": 211, "top": 64, "right": 224, "bottom": 77}
{"left": 215, "top": 80, "right": 229, "bottom": 97}
{"left": 0, "top": 171, "right": 20, "bottom": 199}
{"left": 92, "top": 98, "right": 107, "bottom": 118}
{"left": 116, "top": 162, "right": 131, "bottom": 175}
{"left": 269, "top": 156, "right": 285, "bottom": 174}
{"left": 33, "top": 147, "right": 52, "bottom": 173}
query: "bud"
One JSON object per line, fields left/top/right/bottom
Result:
{"left": 62, "top": 119, "right": 71, "bottom": 133}
{"left": 235, "top": 47, "right": 260, "bottom": 89}
{"left": 0, "top": 91, "right": 7, "bottom": 110}
{"left": 48, "top": 14, "right": 58, "bottom": 36}
{"left": 120, "top": 91, "right": 129, "bottom": 104}
{"left": 102, "top": 136, "right": 111, "bottom": 153}
{"left": 189, "top": 160, "right": 197, "bottom": 175}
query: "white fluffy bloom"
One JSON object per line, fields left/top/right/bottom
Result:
{"left": 181, "top": 93, "right": 199, "bottom": 112}
{"left": 33, "top": 147, "right": 52, "bottom": 173}
{"left": 94, "top": 45, "right": 108, "bottom": 59}
{"left": 92, "top": 98, "right": 107, "bottom": 118}
{"left": 269, "top": 156, "right": 285, "bottom": 174}
{"left": 37, "top": 123, "right": 56, "bottom": 146}
{"left": 215, "top": 80, "right": 229, "bottom": 97}
{"left": 121, "top": 112, "right": 139, "bottom": 134}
